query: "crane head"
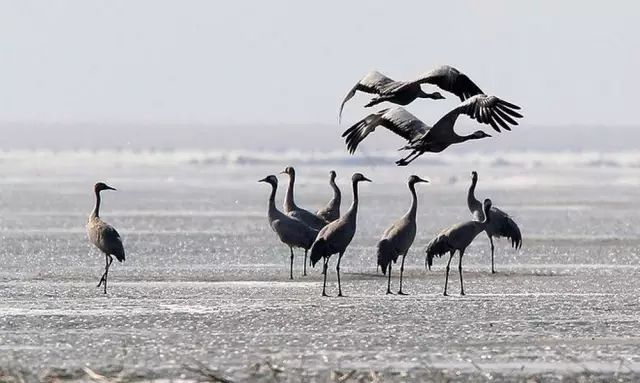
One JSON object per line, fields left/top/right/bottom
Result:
{"left": 408, "top": 175, "right": 429, "bottom": 185}
{"left": 472, "top": 130, "right": 492, "bottom": 139}
{"left": 420, "top": 90, "right": 445, "bottom": 100}
{"left": 483, "top": 198, "right": 493, "bottom": 215}
{"left": 258, "top": 175, "right": 278, "bottom": 185}
{"left": 94, "top": 182, "right": 116, "bottom": 193}
{"left": 329, "top": 170, "right": 336, "bottom": 180}
{"left": 280, "top": 166, "right": 295, "bottom": 176}
{"left": 352, "top": 173, "right": 372, "bottom": 183}
{"left": 471, "top": 171, "right": 478, "bottom": 181}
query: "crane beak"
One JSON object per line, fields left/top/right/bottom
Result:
{"left": 105, "top": 185, "right": 117, "bottom": 191}
{"left": 279, "top": 171, "right": 286, "bottom": 174}
{"left": 417, "top": 177, "right": 429, "bottom": 184}
{"left": 362, "top": 177, "right": 372, "bottom": 183}
{"left": 258, "top": 177, "right": 268, "bottom": 183}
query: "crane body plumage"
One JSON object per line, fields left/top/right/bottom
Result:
{"left": 310, "top": 173, "right": 371, "bottom": 297}
{"left": 342, "top": 94, "right": 523, "bottom": 166}
{"left": 467, "top": 171, "right": 522, "bottom": 273}
{"left": 316, "top": 170, "right": 341, "bottom": 222}
{"left": 259, "top": 175, "right": 318, "bottom": 279}
{"left": 377, "top": 175, "right": 428, "bottom": 295}
{"left": 86, "top": 182, "right": 125, "bottom": 294}
{"left": 425, "top": 199, "right": 493, "bottom": 296}
{"left": 281, "top": 166, "right": 328, "bottom": 230}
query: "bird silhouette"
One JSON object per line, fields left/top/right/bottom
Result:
{"left": 310, "top": 173, "right": 371, "bottom": 297}
{"left": 342, "top": 94, "right": 522, "bottom": 166}
{"left": 259, "top": 175, "right": 318, "bottom": 278}
{"left": 338, "top": 65, "right": 484, "bottom": 122}
{"left": 377, "top": 175, "right": 429, "bottom": 295}
{"left": 467, "top": 171, "right": 522, "bottom": 273}
{"left": 425, "top": 198, "right": 493, "bottom": 296}
{"left": 86, "top": 182, "right": 125, "bottom": 294}
{"left": 316, "top": 170, "right": 341, "bottom": 223}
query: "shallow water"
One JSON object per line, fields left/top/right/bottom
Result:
{"left": 0, "top": 154, "right": 639, "bottom": 381}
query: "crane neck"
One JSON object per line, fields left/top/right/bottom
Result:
{"left": 91, "top": 190, "right": 101, "bottom": 219}
{"left": 330, "top": 178, "right": 341, "bottom": 205}
{"left": 346, "top": 179, "right": 360, "bottom": 217}
{"left": 467, "top": 178, "right": 482, "bottom": 214}
{"left": 460, "top": 133, "right": 478, "bottom": 143}
{"left": 406, "top": 182, "right": 418, "bottom": 221}
{"left": 481, "top": 203, "right": 491, "bottom": 225}
{"left": 283, "top": 174, "right": 297, "bottom": 212}
{"left": 267, "top": 182, "right": 279, "bottom": 222}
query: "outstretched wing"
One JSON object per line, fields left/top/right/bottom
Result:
{"left": 409, "top": 65, "right": 484, "bottom": 101}
{"left": 490, "top": 207, "right": 522, "bottom": 249}
{"left": 431, "top": 94, "right": 523, "bottom": 138}
{"left": 341, "top": 107, "right": 429, "bottom": 154}
{"left": 338, "top": 71, "right": 397, "bottom": 122}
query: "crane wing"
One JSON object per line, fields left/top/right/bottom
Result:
{"left": 341, "top": 107, "right": 430, "bottom": 154}
{"left": 490, "top": 207, "right": 522, "bottom": 249}
{"left": 408, "top": 65, "right": 484, "bottom": 101}
{"left": 99, "top": 224, "right": 125, "bottom": 262}
{"left": 428, "top": 94, "right": 523, "bottom": 140}
{"left": 338, "top": 71, "right": 397, "bottom": 122}
{"left": 273, "top": 218, "right": 318, "bottom": 248}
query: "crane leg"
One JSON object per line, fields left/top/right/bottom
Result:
{"left": 386, "top": 264, "right": 393, "bottom": 295}
{"left": 459, "top": 249, "right": 465, "bottom": 296}
{"left": 489, "top": 235, "right": 496, "bottom": 274}
{"left": 443, "top": 251, "right": 454, "bottom": 296}
{"left": 321, "top": 257, "right": 330, "bottom": 297}
{"left": 396, "top": 151, "right": 423, "bottom": 166}
{"left": 97, "top": 254, "right": 113, "bottom": 295}
{"left": 398, "top": 254, "right": 408, "bottom": 295}
{"left": 97, "top": 256, "right": 106, "bottom": 287}
{"left": 289, "top": 247, "right": 294, "bottom": 280}
{"left": 336, "top": 252, "right": 345, "bottom": 297}
{"left": 303, "top": 249, "right": 308, "bottom": 276}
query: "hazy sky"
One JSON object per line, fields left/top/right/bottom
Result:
{"left": 0, "top": 1, "right": 638, "bottom": 127}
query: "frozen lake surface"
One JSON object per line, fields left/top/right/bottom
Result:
{"left": 0, "top": 150, "right": 639, "bottom": 381}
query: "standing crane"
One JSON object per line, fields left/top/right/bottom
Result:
{"left": 425, "top": 199, "right": 493, "bottom": 296}
{"left": 467, "top": 171, "right": 522, "bottom": 273}
{"left": 316, "top": 170, "right": 341, "bottom": 223}
{"left": 342, "top": 94, "right": 522, "bottom": 166}
{"left": 377, "top": 175, "right": 429, "bottom": 295}
{"left": 310, "top": 173, "right": 371, "bottom": 297}
{"left": 86, "top": 182, "right": 125, "bottom": 294}
{"left": 259, "top": 175, "right": 318, "bottom": 278}
{"left": 281, "top": 166, "right": 328, "bottom": 230}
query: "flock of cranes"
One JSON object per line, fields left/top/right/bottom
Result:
{"left": 86, "top": 64, "right": 524, "bottom": 296}
{"left": 339, "top": 65, "right": 522, "bottom": 166}
{"left": 255, "top": 168, "right": 522, "bottom": 297}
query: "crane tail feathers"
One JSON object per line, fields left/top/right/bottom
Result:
{"left": 309, "top": 238, "right": 327, "bottom": 267}
{"left": 113, "top": 248, "right": 125, "bottom": 262}
{"left": 376, "top": 239, "right": 394, "bottom": 275}
{"left": 424, "top": 235, "right": 449, "bottom": 270}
